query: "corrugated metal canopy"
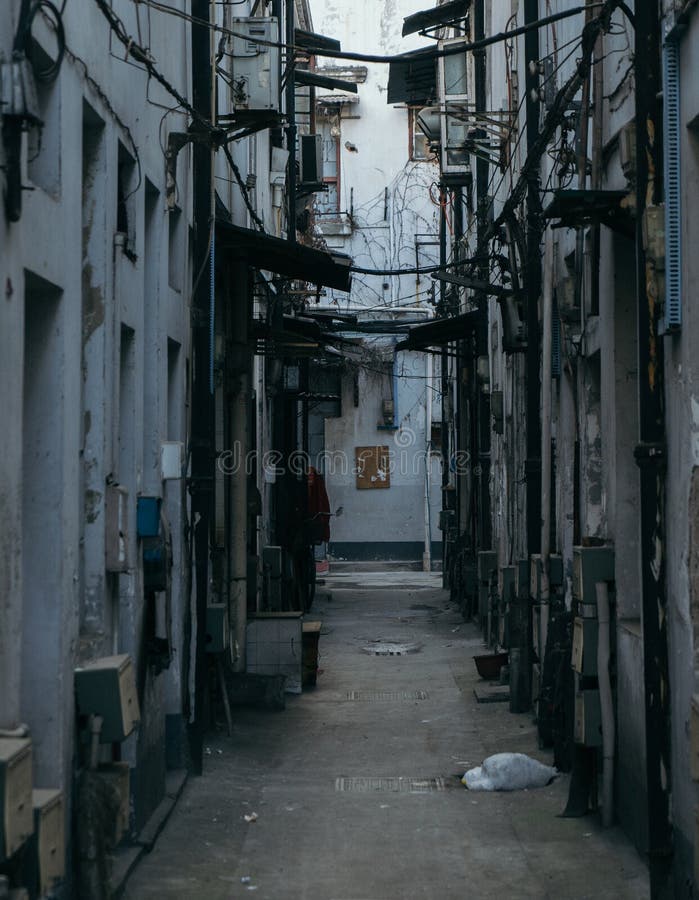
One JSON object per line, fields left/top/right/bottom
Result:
{"left": 396, "top": 310, "right": 479, "bottom": 350}
{"left": 386, "top": 47, "right": 436, "bottom": 106}
{"left": 216, "top": 221, "right": 352, "bottom": 292}
{"left": 402, "top": 0, "right": 471, "bottom": 37}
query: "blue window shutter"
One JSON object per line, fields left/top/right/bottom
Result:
{"left": 663, "top": 38, "right": 682, "bottom": 331}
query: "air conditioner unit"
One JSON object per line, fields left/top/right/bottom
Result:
{"left": 299, "top": 134, "right": 323, "bottom": 184}
{"left": 230, "top": 17, "right": 280, "bottom": 113}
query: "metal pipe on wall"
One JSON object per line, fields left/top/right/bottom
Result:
{"left": 634, "top": 1, "right": 673, "bottom": 895}
{"left": 423, "top": 351, "right": 433, "bottom": 573}
{"left": 596, "top": 580, "right": 615, "bottom": 828}
{"left": 540, "top": 234, "right": 554, "bottom": 653}
{"left": 230, "top": 256, "right": 251, "bottom": 673}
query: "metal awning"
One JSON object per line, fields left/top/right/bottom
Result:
{"left": 402, "top": 0, "right": 471, "bottom": 36}
{"left": 295, "top": 29, "right": 341, "bottom": 53}
{"left": 431, "top": 270, "right": 510, "bottom": 296}
{"left": 396, "top": 310, "right": 480, "bottom": 350}
{"left": 294, "top": 70, "right": 358, "bottom": 93}
{"left": 216, "top": 221, "right": 352, "bottom": 292}
{"left": 543, "top": 189, "right": 634, "bottom": 237}
{"left": 387, "top": 47, "right": 436, "bottom": 106}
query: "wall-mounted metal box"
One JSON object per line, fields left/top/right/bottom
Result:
{"left": 499, "top": 565, "right": 516, "bottom": 648}
{"left": 74, "top": 655, "right": 140, "bottom": 742}
{"left": 516, "top": 559, "right": 529, "bottom": 599}
{"left": 438, "top": 510, "right": 455, "bottom": 531}
{"left": 477, "top": 550, "right": 497, "bottom": 582}
{"left": 96, "top": 762, "right": 130, "bottom": 845}
{"left": 530, "top": 554, "right": 564, "bottom": 598}
{"left": 262, "top": 545, "right": 283, "bottom": 611}
{"left": 137, "top": 496, "right": 161, "bottom": 538}
{"left": 0, "top": 738, "right": 33, "bottom": 862}
{"left": 573, "top": 545, "right": 615, "bottom": 604}
{"left": 206, "top": 604, "right": 229, "bottom": 654}
{"left": 691, "top": 694, "right": 699, "bottom": 782}
{"left": 105, "top": 484, "right": 129, "bottom": 572}
{"left": 31, "top": 789, "right": 64, "bottom": 897}
{"left": 574, "top": 690, "right": 602, "bottom": 747}
{"left": 160, "top": 441, "right": 184, "bottom": 481}
{"left": 572, "top": 617, "right": 598, "bottom": 676}
{"left": 247, "top": 613, "right": 303, "bottom": 694}
{"left": 230, "top": 18, "right": 280, "bottom": 113}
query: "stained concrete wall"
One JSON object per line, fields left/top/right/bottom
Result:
{"left": 664, "top": 6, "right": 699, "bottom": 889}
{"left": 325, "top": 345, "right": 442, "bottom": 559}
{"left": 0, "top": 0, "right": 193, "bottom": 861}
{"left": 306, "top": 0, "right": 442, "bottom": 561}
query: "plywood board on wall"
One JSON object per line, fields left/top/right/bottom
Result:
{"left": 355, "top": 446, "right": 390, "bottom": 490}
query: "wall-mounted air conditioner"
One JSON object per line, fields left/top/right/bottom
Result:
{"left": 230, "top": 17, "right": 280, "bottom": 113}
{"left": 299, "top": 134, "right": 323, "bottom": 185}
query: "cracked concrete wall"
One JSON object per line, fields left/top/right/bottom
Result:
{"left": 663, "top": 8, "right": 699, "bottom": 887}
{"left": 0, "top": 1, "right": 194, "bottom": 866}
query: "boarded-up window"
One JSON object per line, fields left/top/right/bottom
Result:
{"left": 355, "top": 446, "right": 390, "bottom": 490}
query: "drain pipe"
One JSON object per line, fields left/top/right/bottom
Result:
{"left": 596, "top": 580, "right": 614, "bottom": 827}
{"left": 423, "top": 351, "right": 433, "bottom": 572}
{"left": 540, "top": 235, "right": 554, "bottom": 652}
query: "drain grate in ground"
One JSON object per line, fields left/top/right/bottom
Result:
{"left": 346, "top": 690, "right": 429, "bottom": 701}
{"left": 361, "top": 640, "right": 422, "bottom": 656}
{"left": 335, "top": 776, "right": 446, "bottom": 793}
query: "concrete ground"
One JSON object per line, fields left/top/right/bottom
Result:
{"left": 123, "top": 571, "right": 649, "bottom": 900}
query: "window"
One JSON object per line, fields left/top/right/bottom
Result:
{"left": 409, "top": 107, "right": 432, "bottom": 161}
{"left": 315, "top": 111, "right": 341, "bottom": 216}
{"left": 117, "top": 141, "right": 138, "bottom": 260}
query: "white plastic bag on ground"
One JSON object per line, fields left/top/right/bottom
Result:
{"left": 461, "top": 752, "right": 557, "bottom": 791}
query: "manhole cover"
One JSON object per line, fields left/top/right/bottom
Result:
{"left": 346, "top": 690, "right": 428, "bottom": 701}
{"left": 361, "top": 640, "right": 422, "bottom": 656}
{"left": 335, "top": 776, "right": 445, "bottom": 793}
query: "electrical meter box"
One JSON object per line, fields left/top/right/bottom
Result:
{"left": 230, "top": 18, "right": 280, "bottom": 113}
{"left": 498, "top": 565, "right": 516, "bottom": 601}
{"left": 573, "top": 545, "right": 615, "bottom": 604}
{"left": 516, "top": 559, "right": 529, "bottom": 599}
{"left": 0, "top": 738, "right": 33, "bottom": 862}
{"left": 74, "top": 654, "right": 140, "bottom": 742}
{"left": 574, "top": 690, "right": 602, "bottom": 747}
{"left": 247, "top": 612, "right": 303, "bottom": 694}
{"left": 477, "top": 550, "right": 497, "bottom": 582}
{"left": 572, "top": 617, "right": 599, "bottom": 676}
{"left": 530, "top": 554, "right": 564, "bottom": 599}
{"left": 691, "top": 694, "right": 699, "bottom": 782}
{"left": 499, "top": 565, "right": 516, "bottom": 648}
{"left": 206, "top": 604, "right": 229, "bottom": 654}
{"left": 31, "top": 789, "right": 64, "bottom": 897}
{"left": 105, "top": 484, "right": 129, "bottom": 573}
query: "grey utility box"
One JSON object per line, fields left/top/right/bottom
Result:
{"left": 0, "top": 738, "right": 33, "bottom": 862}
{"left": 515, "top": 559, "right": 529, "bottom": 599}
{"left": 30, "top": 789, "right": 64, "bottom": 897}
{"left": 247, "top": 613, "right": 303, "bottom": 694}
{"left": 573, "top": 545, "right": 615, "bottom": 604}
{"left": 74, "top": 654, "right": 140, "bottom": 742}
{"left": 530, "top": 554, "right": 564, "bottom": 599}
{"left": 477, "top": 550, "right": 497, "bottom": 582}
{"left": 574, "top": 690, "right": 602, "bottom": 747}
{"left": 206, "top": 604, "right": 228, "bottom": 654}
{"left": 572, "top": 617, "right": 599, "bottom": 676}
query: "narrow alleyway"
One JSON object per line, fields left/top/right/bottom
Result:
{"left": 124, "top": 572, "right": 648, "bottom": 900}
